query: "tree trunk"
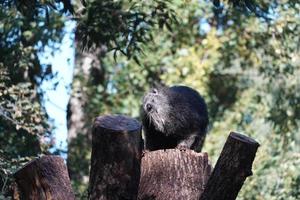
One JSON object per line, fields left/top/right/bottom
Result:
{"left": 138, "top": 149, "right": 212, "bottom": 200}
{"left": 14, "top": 155, "right": 75, "bottom": 200}
{"left": 67, "top": 41, "right": 105, "bottom": 182}
{"left": 89, "top": 115, "right": 142, "bottom": 200}
{"left": 200, "top": 132, "right": 260, "bottom": 200}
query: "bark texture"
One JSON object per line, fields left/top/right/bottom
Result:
{"left": 89, "top": 115, "right": 142, "bottom": 200}
{"left": 67, "top": 38, "right": 105, "bottom": 182}
{"left": 200, "top": 132, "right": 260, "bottom": 200}
{"left": 138, "top": 149, "right": 212, "bottom": 200}
{"left": 14, "top": 155, "right": 75, "bottom": 200}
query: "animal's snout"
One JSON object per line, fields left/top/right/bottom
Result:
{"left": 146, "top": 103, "right": 153, "bottom": 112}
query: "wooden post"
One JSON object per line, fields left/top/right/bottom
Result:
{"left": 14, "top": 155, "right": 75, "bottom": 200}
{"left": 200, "top": 132, "right": 260, "bottom": 200}
{"left": 89, "top": 115, "right": 142, "bottom": 200}
{"left": 138, "top": 149, "right": 212, "bottom": 200}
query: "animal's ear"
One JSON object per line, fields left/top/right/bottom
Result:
{"left": 152, "top": 82, "right": 166, "bottom": 89}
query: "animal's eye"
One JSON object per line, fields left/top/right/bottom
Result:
{"left": 151, "top": 88, "right": 158, "bottom": 94}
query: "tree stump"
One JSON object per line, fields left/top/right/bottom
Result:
{"left": 14, "top": 155, "right": 75, "bottom": 200}
{"left": 200, "top": 132, "right": 260, "bottom": 200}
{"left": 138, "top": 149, "right": 212, "bottom": 200}
{"left": 89, "top": 115, "right": 142, "bottom": 200}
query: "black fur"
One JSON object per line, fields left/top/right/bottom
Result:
{"left": 141, "top": 85, "right": 209, "bottom": 151}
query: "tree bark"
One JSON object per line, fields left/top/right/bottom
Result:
{"left": 200, "top": 132, "right": 260, "bottom": 200}
{"left": 138, "top": 149, "right": 212, "bottom": 200}
{"left": 14, "top": 155, "right": 75, "bottom": 200}
{"left": 89, "top": 115, "right": 142, "bottom": 200}
{"left": 67, "top": 29, "right": 105, "bottom": 182}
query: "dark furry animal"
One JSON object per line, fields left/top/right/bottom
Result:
{"left": 141, "top": 85, "right": 209, "bottom": 152}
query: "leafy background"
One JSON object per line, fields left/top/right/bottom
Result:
{"left": 0, "top": 0, "right": 299, "bottom": 199}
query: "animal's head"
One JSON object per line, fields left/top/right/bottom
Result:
{"left": 141, "top": 86, "right": 172, "bottom": 134}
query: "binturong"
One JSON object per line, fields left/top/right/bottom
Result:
{"left": 141, "top": 85, "right": 209, "bottom": 152}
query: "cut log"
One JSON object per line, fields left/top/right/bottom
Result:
{"left": 138, "top": 149, "right": 212, "bottom": 200}
{"left": 200, "top": 132, "right": 260, "bottom": 200}
{"left": 89, "top": 115, "right": 142, "bottom": 200}
{"left": 14, "top": 155, "right": 75, "bottom": 200}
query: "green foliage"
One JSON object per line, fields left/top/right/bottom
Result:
{"left": 0, "top": 72, "right": 48, "bottom": 135}
{"left": 76, "top": 0, "right": 177, "bottom": 60}
{"left": 1, "top": 0, "right": 299, "bottom": 199}
{"left": 0, "top": 1, "right": 66, "bottom": 197}
{"left": 2, "top": 0, "right": 74, "bottom": 16}
{"left": 71, "top": 0, "right": 300, "bottom": 199}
